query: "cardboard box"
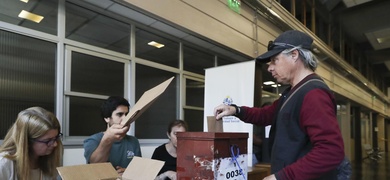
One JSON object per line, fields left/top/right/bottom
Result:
{"left": 176, "top": 132, "right": 248, "bottom": 180}
{"left": 121, "top": 76, "right": 174, "bottom": 127}
{"left": 57, "top": 163, "right": 118, "bottom": 180}
{"left": 57, "top": 157, "right": 164, "bottom": 180}
{"left": 206, "top": 116, "right": 223, "bottom": 132}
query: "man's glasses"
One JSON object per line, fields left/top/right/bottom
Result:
{"left": 32, "top": 133, "right": 63, "bottom": 146}
{"left": 267, "top": 41, "right": 296, "bottom": 51}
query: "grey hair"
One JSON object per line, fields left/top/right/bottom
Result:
{"left": 281, "top": 47, "right": 318, "bottom": 71}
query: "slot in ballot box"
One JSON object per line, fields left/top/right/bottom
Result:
{"left": 177, "top": 132, "right": 248, "bottom": 180}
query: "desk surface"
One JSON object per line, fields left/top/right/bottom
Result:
{"left": 247, "top": 166, "right": 269, "bottom": 180}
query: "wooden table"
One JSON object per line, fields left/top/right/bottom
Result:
{"left": 247, "top": 166, "right": 269, "bottom": 180}
{"left": 255, "top": 163, "right": 271, "bottom": 176}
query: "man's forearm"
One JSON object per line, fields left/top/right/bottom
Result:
{"left": 89, "top": 137, "right": 113, "bottom": 163}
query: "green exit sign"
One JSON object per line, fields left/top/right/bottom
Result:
{"left": 227, "top": 0, "right": 241, "bottom": 14}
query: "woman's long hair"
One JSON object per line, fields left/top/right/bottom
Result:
{"left": 0, "top": 107, "right": 63, "bottom": 179}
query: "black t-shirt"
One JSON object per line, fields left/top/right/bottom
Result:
{"left": 151, "top": 143, "right": 176, "bottom": 176}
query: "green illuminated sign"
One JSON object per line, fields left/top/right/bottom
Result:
{"left": 227, "top": 0, "right": 241, "bottom": 14}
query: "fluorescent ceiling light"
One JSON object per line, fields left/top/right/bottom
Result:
{"left": 267, "top": 8, "right": 281, "bottom": 19}
{"left": 312, "top": 47, "right": 321, "bottom": 54}
{"left": 20, "top": 0, "right": 29, "bottom": 3}
{"left": 377, "top": 36, "right": 390, "bottom": 44}
{"left": 18, "top": 10, "right": 44, "bottom": 23}
{"left": 148, "top": 41, "right": 165, "bottom": 48}
{"left": 263, "top": 81, "right": 275, "bottom": 85}
{"left": 343, "top": 0, "right": 372, "bottom": 8}
{"left": 271, "top": 84, "right": 281, "bottom": 88}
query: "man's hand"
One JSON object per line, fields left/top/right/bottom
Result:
{"left": 165, "top": 171, "right": 176, "bottom": 180}
{"left": 214, "top": 104, "right": 236, "bottom": 120}
{"left": 263, "top": 174, "right": 276, "bottom": 180}
{"left": 155, "top": 171, "right": 177, "bottom": 180}
{"left": 116, "top": 166, "right": 125, "bottom": 176}
{"left": 104, "top": 124, "right": 129, "bottom": 142}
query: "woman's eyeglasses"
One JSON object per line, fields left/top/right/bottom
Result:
{"left": 267, "top": 41, "right": 296, "bottom": 51}
{"left": 32, "top": 133, "right": 63, "bottom": 146}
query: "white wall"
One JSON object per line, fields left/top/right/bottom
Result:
{"left": 63, "top": 148, "right": 86, "bottom": 166}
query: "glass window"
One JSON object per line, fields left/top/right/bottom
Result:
{"left": 65, "top": 2, "right": 131, "bottom": 54}
{"left": 315, "top": 18, "right": 327, "bottom": 43}
{"left": 68, "top": 96, "right": 105, "bottom": 136}
{"left": 261, "top": 64, "right": 275, "bottom": 93}
{"left": 70, "top": 52, "right": 124, "bottom": 96}
{"left": 280, "top": 0, "right": 293, "bottom": 14}
{"left": 185, "top": 78, "right": 204, "bottom": 107}
{"left": 66, "top": 48, "right": 126, "bottom": 137}
{"left": 217, "top": 56, "right": 236, "bottom": 66}
{"left": 183, "top": 45, "right": 215, "bottom": 75}
{"left": 0, "top": 0, "right": 58, "bottom": 35}
{"left": 0, "top": 30, "right": 56, "bottom": 139}
{"left": 184, "top": 109, "right": 203, "bottom": 132}
{"left": 135, "top": 64, "right": 177, "bottom": 139}
{"left": 331, "top": 25, "right": 341, "bottom": 54}
{"left": 184, "top": 77, "right": 204, "bottom": 132}
{"left": 135, "top": 28, "right": 179, "bottom": 68}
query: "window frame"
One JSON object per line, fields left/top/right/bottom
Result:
{"left": 62, "top": 45, "right": 131, "bottom": 143}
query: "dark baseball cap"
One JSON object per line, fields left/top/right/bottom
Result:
{"left": 256, "top": 30, "right": 313, "bottom": 63}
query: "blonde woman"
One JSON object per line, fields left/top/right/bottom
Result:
{"left": 0, "top": 107, "right": 63, "bottom": 180}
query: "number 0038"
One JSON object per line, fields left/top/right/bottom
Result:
{"left": 225, "top": 169, "right": 242, "bottom": 179}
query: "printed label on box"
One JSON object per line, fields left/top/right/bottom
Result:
{"left": 213, "top": 154, "right": 247, "bottom": 180}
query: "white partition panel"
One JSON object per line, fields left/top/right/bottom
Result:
{"left": 204, "top": 60, "right": 256, "bottom": 166}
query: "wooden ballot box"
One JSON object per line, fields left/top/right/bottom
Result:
{"left": 177, "top": 132, "right": 248, "bottom": 180}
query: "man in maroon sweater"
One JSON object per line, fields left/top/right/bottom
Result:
{"left": 214, "top": 30, "right": 345, "bottom": 180}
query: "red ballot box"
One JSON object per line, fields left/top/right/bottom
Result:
{"left": 177, "top": 132, "right": 248, "bottom": 180}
